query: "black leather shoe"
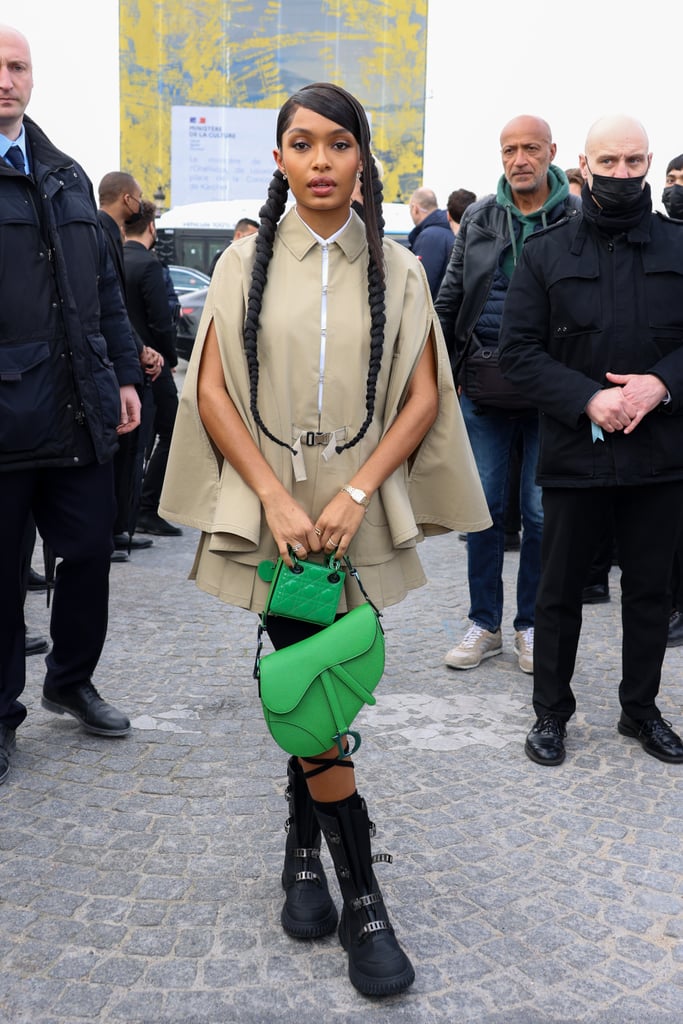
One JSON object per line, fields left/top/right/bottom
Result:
{"left": 111, "top": 549, "right": 129, "bottom": 563}
{"left": 582, "top": 583, "right": 610, "bottom": 605}
{"left": 25, "top": 631, "right": 49, "bottom": 656}
{"left": 28, "top": 568, "right": 47, "bottom": 592}
{"left": 667, "top": 610, "right": 683, "bottom": 648}
{"left": 0, "top": 725, "right": 16, "bottom": 785}
{"left": 525, "top": 715, "right": 567, "bottom": 766}
{"left": 42, "top": 682, "right": 131, "bottom": 737}
{"left": 113, "top": 533, "right": 153, "bottom": 550}
{"left": 135, "top": 512, "right": 183, "bottom": 536}
{"left": 618, "top": 713, "right": 683, "bottom": 763}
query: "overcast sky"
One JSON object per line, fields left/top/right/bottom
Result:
{"left": 11, "top": 2, "right": 681, "bottom": 210}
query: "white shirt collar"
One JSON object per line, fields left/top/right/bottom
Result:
{"left": 294, "top": 207, "right": 352, "bottom": 246}
{"left": 0, "top": 124, "right": 28, "bottom": 171}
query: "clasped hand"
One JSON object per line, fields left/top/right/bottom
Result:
{"left": 585, "top": 372, "right": 667, "bottom": 435}
{"left": 264, "top": 489, "right": 367, "bottom": 566}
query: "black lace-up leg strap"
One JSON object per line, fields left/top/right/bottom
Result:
{"left": 300, "top": 755, "right": 355, "bottom": 780}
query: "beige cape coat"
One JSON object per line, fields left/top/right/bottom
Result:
{"left": 160, "top": 209, "right": 489, "bottom": 612}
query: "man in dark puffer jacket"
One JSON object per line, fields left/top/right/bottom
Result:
{"left": 0, "top": 25, "right": 142, "bottom": 786}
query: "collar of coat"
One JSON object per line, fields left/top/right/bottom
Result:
{"left": 277, "top": 206, "right": 368, "bottom": 264}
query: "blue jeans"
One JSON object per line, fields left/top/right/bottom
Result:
{"left": 461, "top": 394, "right": 543, "bottom": 633}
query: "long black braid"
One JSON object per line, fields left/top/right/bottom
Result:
{"left": 338, "top": 156, "right": 386, "bottom": 453}
{"left": 243, "top": 168, "right": 293, "bottom": 451}
{"left": 243, "top": 82, "right": 386, "bottom": 456}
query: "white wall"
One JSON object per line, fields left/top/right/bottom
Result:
{"left": 10, "top": 5, "right": 120, "bottom": 189}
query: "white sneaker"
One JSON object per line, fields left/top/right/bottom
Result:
{"left": 514, "top": 627, "right": 534, "bottom": 674}
{"left": 445, "top": 624, "right": 503, "bottom": 670}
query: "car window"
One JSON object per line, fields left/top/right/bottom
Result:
{"left": 169, "top": 266, "right": 211, "bottom": 293}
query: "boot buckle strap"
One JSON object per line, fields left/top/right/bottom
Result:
{"left": 372, "top": 852, "right": 393, "bottom": 865}
{"left": 294, "top": 870, "right": 322, "bottom": 885}
{"left": 358, "top": 919, "right": 391, "bottom": 939}
{"left": 351, "top": 891, "right": 382, "bottom": 912}
{"left": 292, "top": 847, "right": 320, "bottom": 859}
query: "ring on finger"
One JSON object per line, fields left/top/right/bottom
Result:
{"left": 292, "top": 542, "right": 303, "bottom": 552}
{"left": 314, "top": 528, "right": 322, "bottom": 537}
{"left": 327, "top": 537, "right": 338, "bottom": 547}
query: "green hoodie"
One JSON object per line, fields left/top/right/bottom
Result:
{"left": 496, "top": 164, "right": 570, "bottom": 279}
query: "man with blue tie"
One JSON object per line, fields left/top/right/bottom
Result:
{"left": 0, "top": 25, "right": 143, "bottom": 784}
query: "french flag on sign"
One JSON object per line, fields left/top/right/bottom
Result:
{"left": 189, "top": 117, "right": 206, "bottom": 124}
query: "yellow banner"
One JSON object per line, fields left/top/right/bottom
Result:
{"left": 120, "top": 0, "right": 427, "bottom": 208}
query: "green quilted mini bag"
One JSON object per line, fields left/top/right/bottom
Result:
{"left": 254, "top": 559, "right": 385, "bottom": 759}
{"left": 257, "top": 551, "right": 345, "bottom": 626}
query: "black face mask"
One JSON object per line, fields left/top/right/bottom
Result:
{"left": 124, "top": 196, "right": 143, "bottom": 226}
{"left": 588, "top": 170, "right": 646, "bottom": 212}
{"left": 662, "top": 184, "right": 683, "bottom": 219}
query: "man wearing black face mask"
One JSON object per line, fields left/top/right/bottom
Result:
{"left": 661, "top": 154, "right": 683, "bottom": 648}
{"left": 662, "top": 154, "right": 683, "bottom": 220}
{"left": 499, "top": 114, "right": 683, "bottom": 767}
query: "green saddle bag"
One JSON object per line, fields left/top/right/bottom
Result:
{"left": 254, "top": 560, "right": 384, "bottom": 758}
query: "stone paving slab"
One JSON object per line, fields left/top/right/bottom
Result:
{"left": 3, "top": 522, "right": 683, "bottom": 1023}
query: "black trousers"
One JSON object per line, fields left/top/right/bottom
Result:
{"left": 533, "top": 483, "right": 683, "bottom": 723}
{"left": 0, "top": 462, "right": 115, "bottom": 729}
{"left": 140, "top": 368, "right": 178, "bottom": 514}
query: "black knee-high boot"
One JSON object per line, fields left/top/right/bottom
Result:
{"left": 281, "top": 756, "right": 338, "bottom": 939}
{"left": 314, "top": 792, "right": 415, "bottom": 996}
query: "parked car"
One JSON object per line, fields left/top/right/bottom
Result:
{"left": 168, "top": 264, "right": 210, "bottom": 297}
{"left": 176, "top": 286, "right": 208, "bottom": 360}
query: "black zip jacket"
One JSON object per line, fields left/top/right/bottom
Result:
{"left": 0, "top": 116, "right": 141, "bottom": 471}
{"left": 435, "top": 190, "right": 580, "bottom": 373}
{"left": 498, "top": 210, "right": 683, "bottom": 487}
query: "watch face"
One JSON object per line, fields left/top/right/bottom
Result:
{"left": 343, "top": 485, "right": 367, "bottom": 505}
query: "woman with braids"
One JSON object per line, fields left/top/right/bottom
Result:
{"left": 160, "top": 83, "right": 489, "bottom": 997}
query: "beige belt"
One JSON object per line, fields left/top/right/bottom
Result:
{"left": 291, "top": 426, "right": 348, "bottom": 482}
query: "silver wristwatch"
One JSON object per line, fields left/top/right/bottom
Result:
{"left": 341, "top": 485, "right": 370, "bottom": 508}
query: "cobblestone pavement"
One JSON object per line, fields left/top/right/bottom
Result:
{"left": 4, "top": 521, "right": 683, "bottom": 1023}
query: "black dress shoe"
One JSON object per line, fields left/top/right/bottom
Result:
{"left": 113, "top": 533, "right": 153, "bottom": 550}
{"left": 618, "top": 713, "right": 683, "bottom": 763}
{"left": 135, "top": 512, "right": 183, "bottom": 536}
{"left": 525, "top": 715, "right": 567, "bottom": 766}
{"left": 582, "top": 583, "right": 610, "bottom": 605}
{"left": 0, "top": 725, "right": 16, "bottom": 785}
{"left": 110, "top": 549, "right": 129, "bottom": 563}
{"left": 41, "top": 682, "right": 131, "bottom": 737}
{"left": 25, "top": 632, "right": 50, "bottom": 656}
{"left": 667, "top": 610, "right": 683, "bottom": 648}
{"left": 28, "top": 568, "right": 47, "bottom": 592}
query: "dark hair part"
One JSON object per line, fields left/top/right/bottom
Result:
{"left": 124, "top": 199, "right": 157, "bottom": 237}
{"left": 446, "top": 188, "right": 477, "bottom": 223}
{"left": 243, "top": 82, "right": 386, "bottom": 455}
{"left": 564, "top": 167, "right": 583, "bottom": 189}
{"left": 666, "top": 153, "right": 683, "bottom": 174}
{"left": 234, "top": 217, "right": 259, "bottom": 234}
